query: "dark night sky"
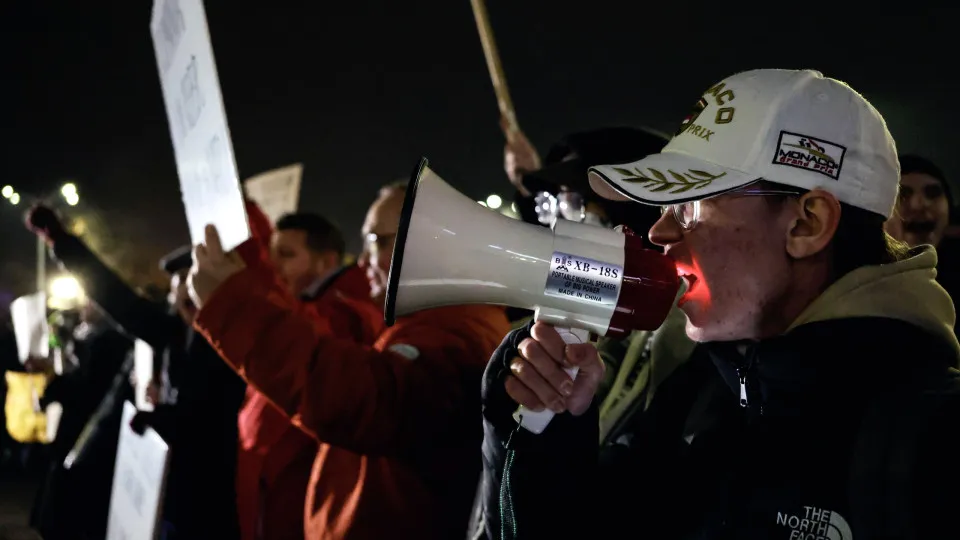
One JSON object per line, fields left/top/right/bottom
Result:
{"left": 1, "top": 2, "right": 951, "bottom": 298}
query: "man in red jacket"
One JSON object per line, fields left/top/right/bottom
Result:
{"left": 190, "top": 183, "right": 510, "bottom": 539}
{"left": 238, "top": 205, "right": 382, "bottom": 540}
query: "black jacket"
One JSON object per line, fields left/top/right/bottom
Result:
{"left": 29, "top": 323, "right": 132, "bottom": 540}
{"left": 478, "top": 317, "right": 960, "bottom": 539}
{"left": 46, "top": 230, "right": 246, "bottom": 539}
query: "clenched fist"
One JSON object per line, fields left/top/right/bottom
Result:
{"left": 501, "top": 116, "right": 541, "bottom": 197}
{"left": 25, "top": 204, "right": 65, "bottom": 242}
{"left": 187, "top": 224, "right": 245, "bottom": 309}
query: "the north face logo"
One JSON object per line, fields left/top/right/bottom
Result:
{"left": 776, "top": 505, "right": 852, "bottom": 539}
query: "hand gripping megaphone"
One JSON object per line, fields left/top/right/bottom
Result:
{"left": 385, "top": 158, "right": 680, "bottom": 434}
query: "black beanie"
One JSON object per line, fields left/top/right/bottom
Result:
{"left": 899, "top": 154, "right": 955, "bottom": 209}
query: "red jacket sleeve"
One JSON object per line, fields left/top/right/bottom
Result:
{"left": 195, "top": 263, "right": 510, "bottom": 457}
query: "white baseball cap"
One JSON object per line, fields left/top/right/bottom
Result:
{"left": 588, "top": 69, "right": 900, "bottom": 218}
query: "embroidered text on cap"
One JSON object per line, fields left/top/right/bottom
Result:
{"left": 773, "top": 131, "right": 847, "bottom": 180}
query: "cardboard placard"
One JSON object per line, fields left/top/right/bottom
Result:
{"left": 244, "top": 164, "right": 303, "bottom": 224}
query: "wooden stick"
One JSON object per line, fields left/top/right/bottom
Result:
{"left": 469, "top": 0, "right": 519, "bottom": 137}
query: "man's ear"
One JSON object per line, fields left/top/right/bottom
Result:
{"left": 785, "top": 189, "right": 841, "bottom": 259}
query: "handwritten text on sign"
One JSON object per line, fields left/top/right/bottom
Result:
{"left": 150, "top": 0, "right": 249, "bottom": 250}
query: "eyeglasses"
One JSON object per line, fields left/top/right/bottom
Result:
{"left": 662, "top": 187, "right": 802, "bottom": 231}
{"left": 363, "top": 232, "right": 397, "bottom": 256}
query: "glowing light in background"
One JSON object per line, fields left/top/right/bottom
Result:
{"left": 49, "top": 275, "right": 82, "bottom": 302}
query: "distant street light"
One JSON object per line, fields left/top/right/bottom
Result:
{"left": 1, "top": 182, "right": 78, "bottom": 206}
{"left": 50, "top": 275, "right": 82, "bottom": 302}
{"left": 486, "top": 194, "right": 503, "bottom": 210}
{"left": 61, "top": 182, "right": 79, "bottom": 206}
{"left": 48, "top": 274, "right": 84, "bottom": 310}
{"left": 477, "top": 200, "right": 488, "bottom": 207}
{"left": 1, "top": 181, "right": 84, "bottom": 293}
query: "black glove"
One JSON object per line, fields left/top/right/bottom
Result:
{"left": 481, "top": 321, "right": 534, "bottom": 431}
{"left": 25, "top": 204, "right": 65, "bottom": 241}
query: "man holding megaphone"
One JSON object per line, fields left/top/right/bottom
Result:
{"left": 497, "top": 123, "right": 702, "bottom": 442}
{"left": 474, "top": 69, "right": 960, "bottom": 539}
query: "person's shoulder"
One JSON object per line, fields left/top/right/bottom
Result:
{"left": 327, "top": 264, "right": 373, "bottom": 301}
{"left": 378, "top": 306, "right": 511, "bottom": 358}
{"left": 909, "top": 370, "right": 960, "bottom": 537}
{"left": 890, "top": 363, "right": 960, "bottom": 459}
{"left": 320, "top": 289, "right": 379, "bottom": 317}
{"left": 327, "top": 291, "right": 385, "bottom": 343}
{"left": 402, "top": 305, "right": 510, "bottom": 333}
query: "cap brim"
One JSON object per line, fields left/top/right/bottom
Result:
{"left": 587, "top": 150, "right": 761, "bottom": 206}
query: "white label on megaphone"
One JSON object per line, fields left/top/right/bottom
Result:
{"left": 543, "top": 251, "right": 623, "bottom": 307}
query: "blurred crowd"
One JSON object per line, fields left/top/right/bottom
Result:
{"left": 1, "top": 68, "right": 959, "bottom": 540}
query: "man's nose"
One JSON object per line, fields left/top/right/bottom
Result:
{"left": 647, "top": 211, "right": 683, "bottom": 248}
{"left": 903, "top": 192, "right": 930, "bottom": 212}
{"left": 357, "top": 249, "right": 370, "bottom": 268}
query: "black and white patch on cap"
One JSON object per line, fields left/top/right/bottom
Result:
{"left": 772, "top": 131, "right": 847, "bottom": 180}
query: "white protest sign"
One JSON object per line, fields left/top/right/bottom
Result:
{"left": 134, "top": 340, "right": 155, "bottom": 412}
{"left": 150, "top": 0, "right": 250, "bottom": 250}
{"left": 10, "top": 292, "right": 48, "bottom": 364}
{"left": 244, "top": 163, "right": 304, "bottom": 224}
{"left": 106, "top": 401, "right": 170, "bottom": 540}
{"left": 45, "top": 402, "right": 63, "bottom": 443}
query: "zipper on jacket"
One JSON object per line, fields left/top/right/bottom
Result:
{"left": 738, "top": 369, "right": 749, "bottom": 408}
{"left": 499, "top": 419, "right": 523, "bottom": 540}
{"left": 735, "top": 346, "right": 759, "bottom": 412}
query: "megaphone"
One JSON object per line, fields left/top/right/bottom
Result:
{"left": 385, "top": 158, "right": 680, "bottom": 434}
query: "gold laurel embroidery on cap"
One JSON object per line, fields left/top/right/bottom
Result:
{"left": 611, "top": 167, "right": 727, "bottom": 194}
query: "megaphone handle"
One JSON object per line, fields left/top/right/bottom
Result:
{"left": 513, "top": 327, "right": 587, "bottom": 434}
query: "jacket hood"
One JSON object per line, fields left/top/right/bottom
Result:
{"left": 707, "top": 246, "right": 959, "bottom": 416}
{"left": 787, "top": 245, "right": 958, "bottom": 356}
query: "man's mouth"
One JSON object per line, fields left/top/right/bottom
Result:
{"left": 676, "top": 268, "right": 699, "bottom": 297}
{"left": 903, "top": 220, "right": 937, "bottom": 234}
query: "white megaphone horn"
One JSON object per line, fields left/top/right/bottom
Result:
{"left": 385, "top": 158, "right": 681, "bottom": 434}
